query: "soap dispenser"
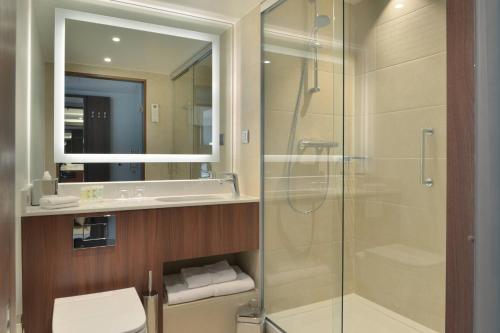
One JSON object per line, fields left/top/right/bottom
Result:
{"left": 31, "top": 171, "right": 58, "bottom": 206}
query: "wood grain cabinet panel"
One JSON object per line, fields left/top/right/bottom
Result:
{"left": 162, "top": 203, "right": 259, "bottom": 262}
{"left": 21, "top": 202, "right": 259, "bottom": 333}
{"left": 219, "top": 203, "right": 259, "bottom": 255}
{"left": 162, "top": 205, "right": 220, "bottom": 261}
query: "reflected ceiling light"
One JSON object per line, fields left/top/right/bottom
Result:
{"left": 112, "top": 37, "right": 121, "bottom": 42}
{"left": 395, "top": 3, "right": 404, "bottom": 9}
{"left": 104, "top": 57, "right": 112, "bottom": 63}
{"left": 264, "top": 60, "right": 271, "bottom": 64}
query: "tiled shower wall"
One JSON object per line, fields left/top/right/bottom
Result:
{"left": 345, "top": 0, "right": 447, "bottom": 331}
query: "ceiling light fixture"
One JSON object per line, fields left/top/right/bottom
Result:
{"left": 104, "top": 57, "right": 112, "bottom": 63}
{"left": 112, "top": 37, "right": 121, "bottom": 42}
{"left": 264, "top": 60, "right": 271, "bottom": 64}
{"left": 395, "top": 3, "right": 404, "bottom": 9}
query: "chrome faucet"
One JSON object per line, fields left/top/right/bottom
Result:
{"left": 218, "top": 172, "right": 240, "bottom": 197}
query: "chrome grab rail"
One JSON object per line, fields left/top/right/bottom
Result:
{"left": 420, "top": 128, "right": 434, "bottom": 187}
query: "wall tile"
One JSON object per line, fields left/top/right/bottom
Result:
{"left": 375, "top": 2, "right": 446, "bottom": 69}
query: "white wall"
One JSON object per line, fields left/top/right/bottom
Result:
{"left": 474, "top": 0, "right": 500, "bottom": 332}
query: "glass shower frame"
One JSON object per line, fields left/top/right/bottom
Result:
{"left": 260, "top": 0, "right": 345, "bottom": 331}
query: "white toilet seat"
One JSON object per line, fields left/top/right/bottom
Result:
{"left": 53, "top": 287, "right": 147, "bottom": 333}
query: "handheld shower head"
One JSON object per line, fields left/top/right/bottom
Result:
{"left": 309, "top": 0, "right": 331, "bottom": 94}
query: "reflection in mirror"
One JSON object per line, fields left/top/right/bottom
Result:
{"left": 29, "top": 0, "right": 233, "bottom": 182}
{"left": 62, "top": 75, "right": 147, "bottom": 181}
{"left": 64, "top": 76, "right": 145, "bottom": 155}
{"left": 62, "top": 18, "right": 214, "bottom": 158}
{"left": 173, "top": 53, "right": 214, "bottom": 178}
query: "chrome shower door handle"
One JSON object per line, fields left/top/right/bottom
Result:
{"left": 420, "top": 128, "right": 434, "bottom": 187}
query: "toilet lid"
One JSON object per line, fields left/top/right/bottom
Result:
{"left": 53, "top": 287, "right": 146, "bottom": 333}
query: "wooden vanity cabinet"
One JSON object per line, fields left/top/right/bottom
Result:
{"left": 21, "top": 202, "right": 259, "bottom": 333}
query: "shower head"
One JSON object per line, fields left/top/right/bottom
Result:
{"left": 314, "top": 15, "right": 331, "bottom": 29}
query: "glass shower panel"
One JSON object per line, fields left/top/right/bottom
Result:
{"left": 173, "top": 67, "right": 194, "bottom": 180}
{"left": 191, "top": 54, "right": 213, "bottom": 177}
{"left": 171, "top": 54, "right": 213, "bottom": 179}
{"left": 343, "top": 1, "right": 447, "bottom": 332}
{"left": 262, "top": 0, "right": 344, "bottom": 332}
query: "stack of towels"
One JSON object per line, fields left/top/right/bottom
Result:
{"left": 164, "top": 260, "right": 255, "bottom": 305}
{"left": 39, "top": 195, "right": 80, "bottom": 209}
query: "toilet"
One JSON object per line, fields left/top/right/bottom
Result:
{"left": 52, "top": 288, "right": 147, "bottom": 333}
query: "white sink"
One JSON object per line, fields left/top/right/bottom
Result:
{"left": 155, "top": 194, "right": 232, "bottom": 203}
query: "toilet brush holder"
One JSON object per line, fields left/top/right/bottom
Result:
{"left": 143, "top": 271, "right": 158, "bottom": 333}
{"left": 143, "top": 292, "right": 158, "bottom": 333}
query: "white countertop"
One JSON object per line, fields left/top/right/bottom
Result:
{"left": 23, "top": 194, "right": 259, "bottom": 217}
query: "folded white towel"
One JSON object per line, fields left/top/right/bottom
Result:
{"left": 40, "top": 202, "right": 79, "bottom": 210}
{"left": 204, "top": 260, "right": 237, "bottom": 284}
{"left": 164, "top": 266, "right": 255, "bottom": 305}
{"left": 39, "top": 195, "right": 79, "bottom": 206}
{"left": 164, "top": 274, "right": 213, "bottom": 305}
{"left": 213, "top": 266, "right": 255, "bottom": 297}
{"left": 40, "top": 195, "right": 80, "bottom": 210}
{"left": 180, "top": 266, "right": 212, "bottom": 289}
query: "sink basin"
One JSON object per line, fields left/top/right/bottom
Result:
{"left": 155, "top": 194, "right": 232, "bottom": 203}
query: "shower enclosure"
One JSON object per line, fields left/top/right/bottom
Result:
{"left": 261, "top": 0, "right": 447, "bottom": 332}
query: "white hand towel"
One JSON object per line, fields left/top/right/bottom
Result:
{"left": 212, "top": 266, "right": 255, "bottom": 297}
{"left": 39, "top": 195, "right": 80, "bottom": 206}
{"left": 40, "top": 202, "right": 80, "bottom": 210}
{"left": 180, "top": 266, "right": 212, "bottom": 289}
{"left": 40, "top": 195, "right": 80, "bottom": 210}
{"left": 39, "top": 195, "right": 80, "bottom": 205}
{"left": 164, "top": 274, "right": 214, "bottom": 305}
{"left": 204, "top": 260, "right": 237, "bottom": 284}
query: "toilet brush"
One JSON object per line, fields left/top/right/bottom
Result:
{"left": 143, "top": 270, "right": 158, "bottom": 333}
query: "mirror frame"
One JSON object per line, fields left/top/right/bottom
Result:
{"left": 54, "top": 8, "right": 220, "bottom": 163}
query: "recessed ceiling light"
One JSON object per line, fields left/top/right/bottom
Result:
{"left": 104, "top": 57, "right": 112, "bottom": 63}
{"left": 264, "top": 60, "right": 271, "bottom": 64}
{"left": 112, "top": 37, "right": 121, "bottom": 42}
{"left": 395, "top": 3, "right": 404, "bottom": 9}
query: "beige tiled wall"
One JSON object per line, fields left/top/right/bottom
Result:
{"left": 230, "top": 6, "right": 264, "bottom": 307}
{"left": 233, "top": 6, "right": 261, "bottom": 197}
{"left": 346, "top": 1, "right": 447, "bottom": 331}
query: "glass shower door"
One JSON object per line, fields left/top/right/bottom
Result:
{"left": 343, "top": 0, "right": 447, "bottom": 332}
{"left": 262, "top": 0, "right": 344, "bottom": 332}
{"left": 262, "top": 0, "right": 447, "bottom": 332}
